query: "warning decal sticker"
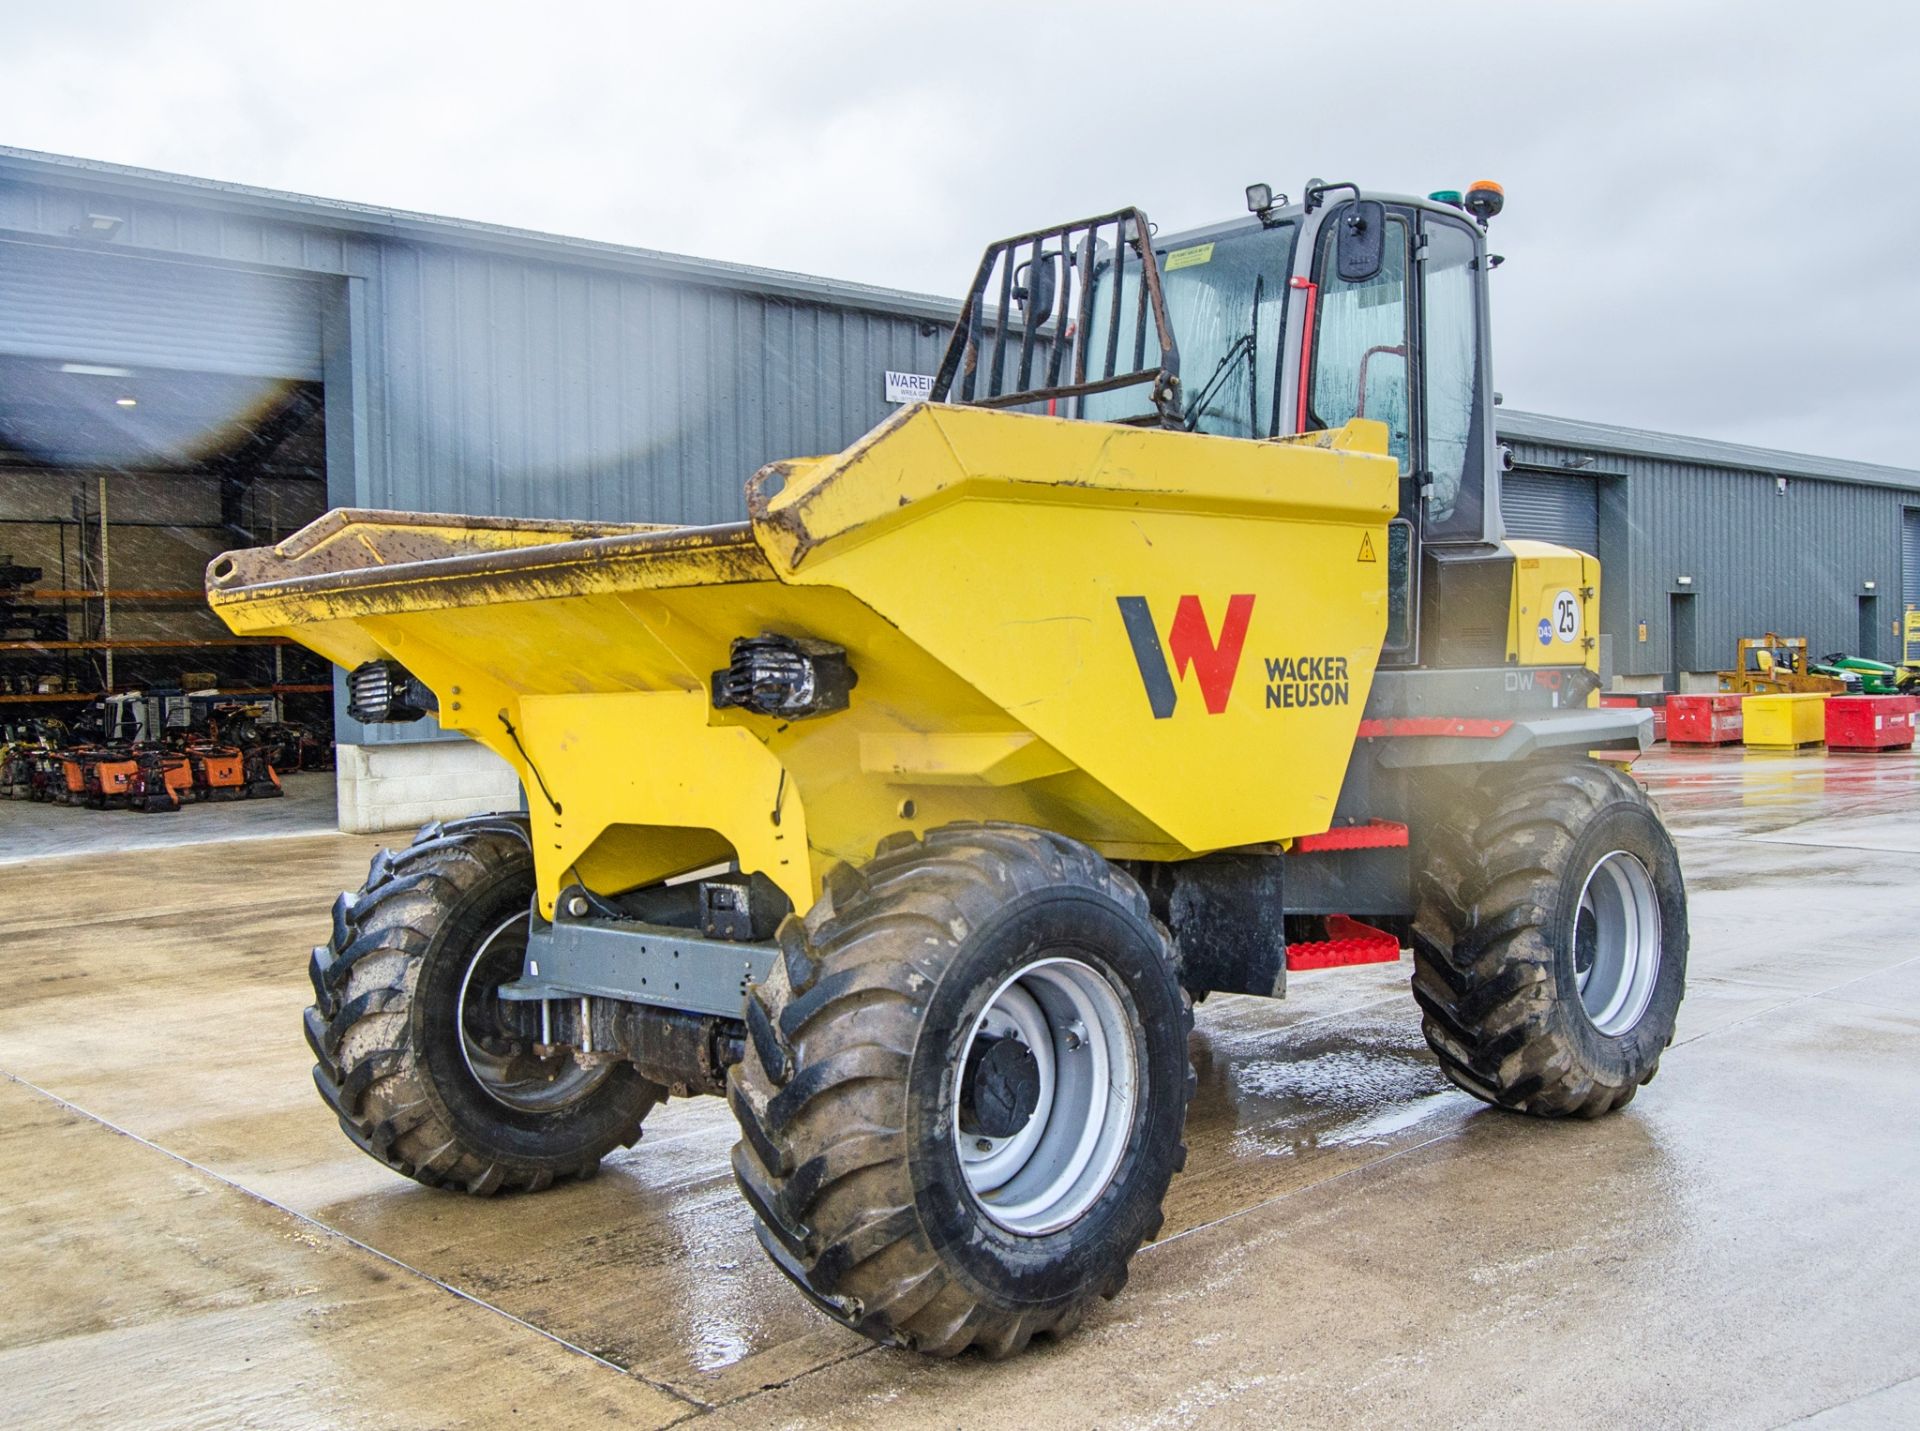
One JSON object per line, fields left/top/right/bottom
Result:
{"left": 1163, "top": 243, "right": 1215, "bottom": 271}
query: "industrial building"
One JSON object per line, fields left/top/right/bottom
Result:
{"left": 3, "top": 145, "right": 1917, "bottom": 830}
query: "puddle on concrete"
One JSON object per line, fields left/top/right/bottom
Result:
{"left": 1197, "top": 1016, "right": 1454, "bottom": 1162}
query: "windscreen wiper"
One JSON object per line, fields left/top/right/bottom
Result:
{"left": 1181, "top": 274, "right": 1264, "bottom": 433}
{"left": 1182, "top": 331, "right": 1256, "bottom": 431}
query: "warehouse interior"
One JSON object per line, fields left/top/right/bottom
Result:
{"left": 0, "top": 361, "right": 329, "bottom": 694}
{"left": 0, "top": 235, "right": 337, "bottom": 832}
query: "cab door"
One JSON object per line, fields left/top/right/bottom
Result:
{"left": 1305, "top": 203, "right": 1419, "bottom": 658}
{"left": 1305, "top": 202, "right": 1494, "bottom": 661}
{"left": 1415, "top": 213, "right": 1493, "bottom": 543}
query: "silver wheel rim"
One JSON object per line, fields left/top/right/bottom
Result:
{"left": 457, "top": 912, "right": 610, "bottom": 1113}
{"left": 1573, "top": 850, "right": 1663, "bottom": 1036}
{"left": 953, "top": 955, "right": 1139, "bottom": 1237}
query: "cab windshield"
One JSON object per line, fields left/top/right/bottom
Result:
{"left": 1082, "top": 223, "right": 1297, "bottom": 438}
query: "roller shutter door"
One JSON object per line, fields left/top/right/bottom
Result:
{"left": 1501, "top": 469, "right": 1599, "bottom": 553}
{"left": 0, "top": 240, "right": 322, "bottom": 379}
{"left": 1904, "top": 508, "right": 1920, "bottom": 614}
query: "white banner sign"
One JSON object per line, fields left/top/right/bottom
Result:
{"left": 884, "top": 370, "right": 936, "bottom": 404}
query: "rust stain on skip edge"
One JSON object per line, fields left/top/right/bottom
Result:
{"left": 206, "top": 510, "right": 771, "bottom": 617}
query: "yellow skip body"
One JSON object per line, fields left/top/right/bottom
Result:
{"left": 210, "top": 404, "right": 1397, "bottom": 916}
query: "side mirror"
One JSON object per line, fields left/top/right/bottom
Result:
{"left": 1335, "top": 201, "right": 1386, "bottom": 283}
{"left": 1011, "top": 253, "right": 1059, "bottom": 319}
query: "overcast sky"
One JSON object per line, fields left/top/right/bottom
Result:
{"left": 6, "top": 1, "right": 1918, "bottom": 466}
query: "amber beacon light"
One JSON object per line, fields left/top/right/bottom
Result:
{"left": 1465, "top": 179, "right": 1505, "bottom": 226}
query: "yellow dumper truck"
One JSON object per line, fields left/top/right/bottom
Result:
{"left": 209, "top": 182, "right": 1686, "bottom": 1358}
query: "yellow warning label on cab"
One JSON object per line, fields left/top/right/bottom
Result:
{"left": 1357, "top": 532, "right": 1376, "bottom": 562}
{"left": 1164, "top": 243, "right": 1214, "bottom": 271}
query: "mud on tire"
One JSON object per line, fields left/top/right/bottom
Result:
{"left": 1412, "top": 758, "right": 1688, "bottom": 1119}
{"left": 304, "top": 814, "right": 662, "bottom": 1193}
{"left": 728, "top": 823, "right": 1194, "bottom": 1358}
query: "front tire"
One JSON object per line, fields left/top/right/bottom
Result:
{"left": 1411, "top": 759, "right": 1688, "bottom": 1118}
{"left": 305, "top": 814, "right": 663, "bottom": 1193}
{"left": 728, "top": 824, "right": 1193, "bottom": 1358}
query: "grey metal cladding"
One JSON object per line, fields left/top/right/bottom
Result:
{"left": 1501, "top": 468, "right": 1600, "bottom": 553}
{"left": 1499, "top": 409, "right": 1920, "bottom": 496}
{"left": 1499, "top": 424, "right": 1919, "bottom": 677}
{"left": 366, "top": 245, "right": 949, "bottom": 524}
{"left": 1, "top": 144, "right": 955, "bottom": 528}
{"left": 0, "top": 144, "right": 958, "bottom": 321}
{"left": 0, "top": 239, "right": 324, "bottom": 379}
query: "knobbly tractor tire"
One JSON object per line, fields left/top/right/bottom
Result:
{"left": 728, "top": 824, "right": 1194, "bottom": 1358}
{"left": 1412, "top": 758, "right": 1688, "bottom": 1118}
{"left": 305, "top": 814, "right": 662, "bottom": 1193}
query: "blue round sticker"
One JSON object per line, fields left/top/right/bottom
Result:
{"left": 1537, "top": 617, "right": 1553, "bottom": 646}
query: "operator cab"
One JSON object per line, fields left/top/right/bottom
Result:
{"left": 931, "top": 180, "right": 1510, "bottom": 667}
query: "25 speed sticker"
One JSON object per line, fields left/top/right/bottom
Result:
{"left": 1550, "top": 589, "right": 1580, "bottom": 644}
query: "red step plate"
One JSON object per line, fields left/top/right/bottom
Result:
{"left": 1286, "top": 915, "right": 1404, "bottom": 971}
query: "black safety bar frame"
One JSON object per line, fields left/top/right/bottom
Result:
{"left": 930, "top": 207, "right": 1182, "bottom": 426}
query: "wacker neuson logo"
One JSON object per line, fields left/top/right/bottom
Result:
{"left": 1116, "top": 594, "right": 1253, "bottom": 717}
{"left": 1118, "top": 594, "right": 1351, "bottom": 718}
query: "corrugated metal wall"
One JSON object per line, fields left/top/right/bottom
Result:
{"left": 1501, "top": 434, "right": 1913, "bottom": 678}
{"left": 0, "top": 161, "right": 956, "bottom": 533}
{"left": 363, "top": 247, "right": 949, "bottom": 525}
{"left": 0, "top": 240, "right": 324, "bottom": 379}
{"left": 1500, "top": 468, "right": 1598, "bottom": 552}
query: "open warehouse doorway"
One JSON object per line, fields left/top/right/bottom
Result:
{"left": 0, "top": 239, "right": 337, "bottom": 847}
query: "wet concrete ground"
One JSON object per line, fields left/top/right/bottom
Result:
{"left": 2, "top": 744, "right": 1917, "bottom": 1428}
{"left": 0, "top": 770, "right": 336, "bottom": 864}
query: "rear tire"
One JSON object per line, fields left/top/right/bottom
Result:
{"left": 1411, "top": 759, "right": 1688, "bottom": 1118}
{"left": 728, "top": 824, "right": 1193, "bottom": 1358}
{"left": 305, "top": 814, "right": 662, "bottom": 1193}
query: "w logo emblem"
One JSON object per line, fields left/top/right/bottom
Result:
{"left": 1116, "top": 594, "right": 1255, "bottom": 719}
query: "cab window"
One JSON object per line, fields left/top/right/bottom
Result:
{"left": 1422, "top": 219, "right": 1482, "bottom": 528}
{"left": 1307, "top": 212, "right": 1411, "bottom": 471}
{"left": 1083, "top": 225, "right": 1296, "bottom": 437}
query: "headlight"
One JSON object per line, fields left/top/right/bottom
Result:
{"left": 346, "top": 660, "right": 434, "bottom": 724}
{"left": 711, "top": 635, "right": 855, "bottom": 719}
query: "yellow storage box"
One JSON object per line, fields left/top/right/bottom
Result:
{"left": 1743, "top": 692, "right": 1827, "bottom": 749}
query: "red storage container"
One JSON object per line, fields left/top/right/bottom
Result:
{"left": 1668, "top": 693, "right": 1744, "bottom": 745}
{"left": 1602, "top": 692, "right": 1670, "bottom": 742}
{"left": 1638, "top": 691, "right": 1670, "bottom": 743}
{"left": 1601, "top": 692, "right": 1669, "bottom": 743}
{"left": 1825, "top": 695, "right": 1918, "bottom": 752}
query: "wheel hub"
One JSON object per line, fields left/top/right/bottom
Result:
{"left": 959, "top": 1035, "right": 1041, "bottom": 1139}
{"left": 1574, "top": 909, "right": 1598, "bottom": 979}
{"left": 1573, "top": 849, "right": 1663, "bottom": 1037}
{"left": 458, "top": 912, "right": 611, "bottom": 1113}
{"left": 953, "top": 956, "right": 1139, "bottom": 1237}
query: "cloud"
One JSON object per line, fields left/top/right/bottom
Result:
{"left": 2, "top": 0, "right": 1916, "bottom": 464}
